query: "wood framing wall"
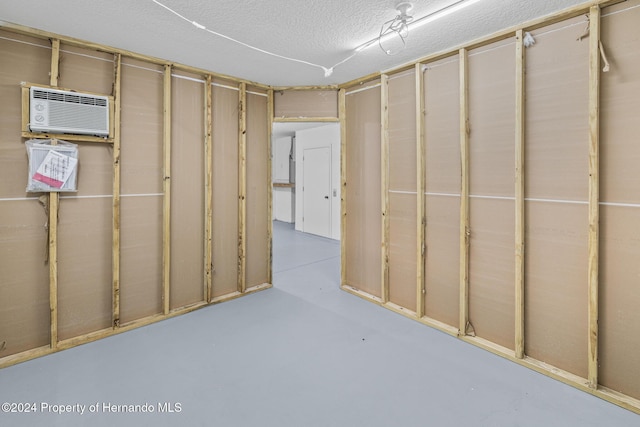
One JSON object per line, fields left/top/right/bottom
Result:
{"left": 2, "top": 0, "right": 640, "bottom": 416}
{"left": 341, "top": 0, "right": 640, "bottom": 414}
{"left": 344, "top": 80, "right": 382, "bottom": 298}
{"left": 0, "top": 26, "right": 272, "bottom": 368}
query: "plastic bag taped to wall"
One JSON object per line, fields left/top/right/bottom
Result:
{"left": 25, "top": 139, "right": 78, "bottom": 192}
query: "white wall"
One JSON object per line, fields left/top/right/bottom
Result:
{"left": 294, "top": 123, "right": 340, "bottom": 240}
{"left": 272, "top": 136, "right": 295, "bottom": 222}
{"left": 272, "top": 136, "right": 292, "bottom": 182}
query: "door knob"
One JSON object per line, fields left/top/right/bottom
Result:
{"left": 324, "top": 196, "right": 329, "bottom": 199}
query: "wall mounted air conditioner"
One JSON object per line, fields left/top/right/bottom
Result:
{"left": 29, "top": 86, "right": 110, "bottom": 137}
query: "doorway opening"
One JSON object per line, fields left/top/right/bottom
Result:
{"left": 271, "top": 121, "right": 342, "bottom": 289}
{"left": 271, "top": 122, "right": 340, "bottom": 240}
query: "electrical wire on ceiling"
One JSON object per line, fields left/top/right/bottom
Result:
{"left": 151, "top": 0, "right": 481, "bottom": 78}
{"left": 151, "top": 0, "right": 339, "bottom": 76}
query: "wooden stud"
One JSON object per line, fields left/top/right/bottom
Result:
{"left": 339, "top": 88, "right": 347, "bottom": 287}
{"left": 205, "top": 75, "right": 213, "bottom": 303}
{"left": 267, "top": 89, "right": 274, "bottom": 285}
{"left": 112, "top": 53, "right": 122, "bottom": 328}
{"left": 162, "top": 64, "right": 172, "bottom": 315}
{"left": 380, "top": 74, "right": 390, "bottom": 304}
{"left": 514, "top": 30, "right": 526, "bottom": 359}
{"left": 587, "top": 5, "right": 601, "bottom": 390}
{"left": 238, "top": 83, "right": 247, "bottom": 293}
{"left": 20, "top": 132, "right": 113, "bottom": 144}
{"left": 459, "top": 48, "right": 470, "bottom": 336}
{"left": 415, "top": 63, "right": 426, "bottom": 319}
{"left": 21, "top": 86, "right": 30, "bottom": 133}
{"left": 48, "top": 38, "right": 60, "bottom": 350}
{"left": 50, "top": 39, "right": 60, "bottom": 85}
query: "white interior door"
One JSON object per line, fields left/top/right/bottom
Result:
{"left": 303, "top": 146, "right": 331, "bottom": 237}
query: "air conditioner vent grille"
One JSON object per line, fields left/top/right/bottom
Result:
{"left": 32, "top": 89, "right": 108, "bottom": 107}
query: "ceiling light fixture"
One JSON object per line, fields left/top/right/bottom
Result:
{"left": 356, "top": 0, "right": 484, "bottom": 54}
{"left": 378, "top": 2, "right": 414, "bottom": 55}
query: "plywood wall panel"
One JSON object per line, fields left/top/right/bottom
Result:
{"left": 524, "top": 17, "right": 589, "bottom": 379}
{"left": 120, "top": 59, "right": 163, "bottom": 195}
{"left": 424, "top": 195, "right": 459, "bottom": 326}
{"left": 75, "top": 144, "right": 113, "bottom": 196}
{"left": 211, "top": 80, "right": 240, "bottom": 297}
{"left": 524, "top": 202, "right": 588, "bottom": 378}
{"left": 57, "top": 197, "right": 113, "bottom": 340}
{"left": 274, "top": 90, "right": 338, "bottom": 118}
{"left": 56, "top": 142, "right": 113, "bottom": 340}
{"left": 387, "top": 70, "right": 417, "bottom": 311}
{"left": 170, "top": 73, "right": 205, "bottom": 309}
{"left": 423, "top": 57, "right": 460, "bottom": 325}
{"left": 599, "top": 206, "right": 640, "bottom": 399}
{"left": 0, "top": 32, "right": 50, "bottom": 353}
{"left": 388, "top": 70, "right": 417, "bottom": 192}
{"left": 600, "top": 2, "right": 640, "bottom": 204}
{"left": 466, "top": 40, "right": 515, "bottom": 349}
{"left": 599, "top": 0, "right": 640, "bottom": 400}
{"left": 345, "top": 83, "right": 381, "bottom": 297}
{"left": 468, "top": 40, "right": 515, "bottom": 198}
{"left": 119, "top": 196, "right": 163, "bottom": 323}
{"left": 58, "top": 44, "right": 114, "bottom": 95}
{"left": 424, "top": 57, "right": 460, "bottom": 195}
{"left": 246, "top": 90, "right": 270, "bottom": 287}
{"left": 388, "top": 193, "right": 417, "bottom": 311}
{"left": 468, "top": 198, "right": 515, "bottom": 350}
{"left": 525, "top": 17, "right": 589, "bottom": 202}
{"left": 118, "top": 58, "right": 164, "bottom": 323}
{"left": 0, "top": 31, "right": 50, "bottom": 199}
{"left": 0, "top": 201, "right": 50, "bottom": 356}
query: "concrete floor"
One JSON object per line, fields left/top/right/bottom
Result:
{"left": 0, "top": 220, "right": 638, "bottom": 426}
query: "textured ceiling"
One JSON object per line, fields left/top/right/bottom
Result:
{"left": 1, "top": 0, "right": 590, "bottom": 86}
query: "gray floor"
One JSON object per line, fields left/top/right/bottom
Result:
{"left": 0, "top": 221, "right": 638, "bottom": 426}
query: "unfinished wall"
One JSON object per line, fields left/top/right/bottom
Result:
{"left": 468, "top": 39, "right": 516, "bottom": 351}
{"left": 170, "top": 71, "right": 206, "bottom": 309}
{"left": 211, "top": 79, "right": 240, "bottom": 298}
{"left": 341, "top": 0, "right": 640, "bottom": 413}
{"left": 119, "top": 58, "right": 164, "bottom": 324}
{"left": 387, "top": 70, "right": 417, "bottom": 312}
{"left": 0, "top": 31, "right": 52, "bottom": 357}
{"left": 599, "top": 0, "right": 640, "bottom": 400}
{"left": 0, "top": 25, "right": 272, "bottom": 367}
{"left": 56, "top": 44, "right": 115, "bottom": 341}
{"left": 423, "top": 56, "right": 460, "bottom": 327}
{"left": 246, "top": 88, "right": 270, "bottom": 288}
{"left": 274, "top": 90, "right": 338, "bottom": 119}
{"left": 524, "top": 16, "right": 589, "bottom": 378}
{"left": 344, "top": 80, "right": 382, "bottom": 297}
